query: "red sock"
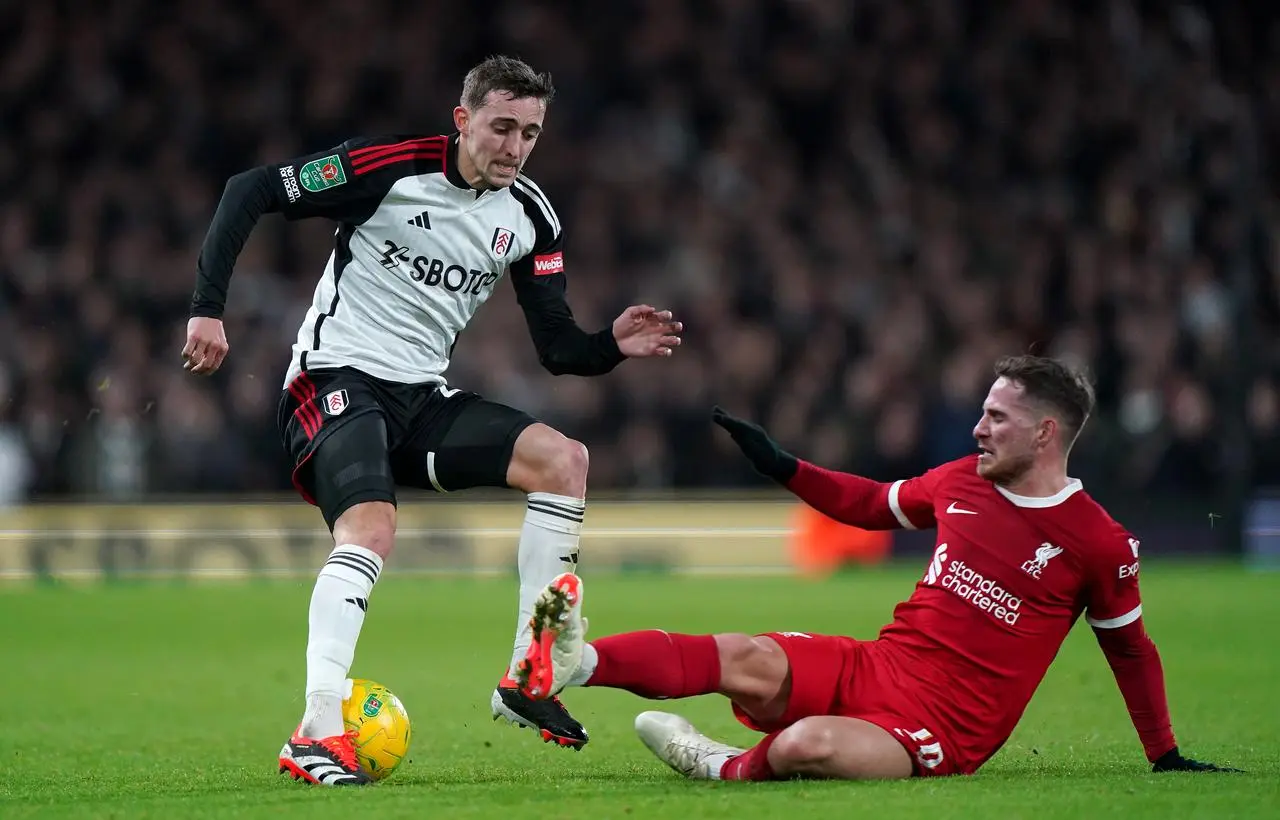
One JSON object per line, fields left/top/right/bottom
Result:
{"left": 720, "top": 732, "right": 782, "bottom": 781}
{"left": 586, "top": 631, "right": 720, "bottom": 698}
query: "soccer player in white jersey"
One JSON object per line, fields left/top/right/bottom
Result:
{"left": 182, "top": 56, "right": 682, "bottom": 785}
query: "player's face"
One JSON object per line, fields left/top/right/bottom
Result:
{"left": 454, "top": 91, "right": 546, "bottom": 189}
{"left": 972, "top": 377, "right": 1042, "bottom": 485}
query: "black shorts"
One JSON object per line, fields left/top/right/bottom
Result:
{"left": 277, "top": 367, "right": 539, "bottom": 529}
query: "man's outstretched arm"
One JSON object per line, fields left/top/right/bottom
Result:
{"left": 711, "top": 406, "right": 939, "bottom": 530}
{"left": 509, "top": 238, "right": 680, "bottom": 375}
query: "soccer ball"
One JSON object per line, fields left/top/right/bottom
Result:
{"left": 341, "top": 678, "right": 412, "bottom": 780}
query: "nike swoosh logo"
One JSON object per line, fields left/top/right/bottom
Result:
{"left": 946, "top": 502, "right": 978, "bottom": 515}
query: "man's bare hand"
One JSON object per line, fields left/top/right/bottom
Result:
{"left": 183, "top": 317, "right": 229, "bottom": 375}
{"left": 612, "top": 305, "right": 682, "bottom": 358}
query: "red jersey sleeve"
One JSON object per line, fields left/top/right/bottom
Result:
{"left": 784, "top": 460, "right": 951, "bottom": 530}
{"left": 1083, "top": 529, "right": 1175, "bottom": 762}
{"left": 1084, "top": 529, "right": 1144, "bottom": 629}
{"left": 1093, "top": 618, "right": 1177, "bottom": 762}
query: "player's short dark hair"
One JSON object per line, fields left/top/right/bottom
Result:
{"left": 461, "top": 55, "right": 556, "bottom": 110}
{"left": 994, "top": 354, "right": 1097, "bottom": 445}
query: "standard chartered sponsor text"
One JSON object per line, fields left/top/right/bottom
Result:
{"left": 941, "top": 559, "right": 1023, "bottom": 625}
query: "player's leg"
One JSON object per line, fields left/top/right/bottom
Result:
{"left": 528, "top": 627, "right": 788, "bottom": 712}
{"left": 499, "top": 425, "right": 590, "bottom": 698}
{"left": 635, "top": 712, "right": 912, "bottom": 781}
{"left": 516, "top": 593, "right": 909, "bottom": 780}
{"left": 514, "top": 584, "right": 792, "bottom": 759}
{"left": 486, "top": 422, "right": 591, "bottom": 747}
{"left": 283, "top": 418, "right": 396, "bottom": 785}
{"left": 387, "top": 390, "right": 590, "bottom": 747}
{"left": 722, "top": 716, "right": 913, "bottom": 781}
{"left": 300, "top": 488, "right": 394, "bottom": 740}
{"left": 633, "top": 637, "right": 912, "bottom": 781}
{"left": 553, "top": 629, "right": 812, "bottom": 779}
{"left": 617, "top": 633, "right": 788, "bottom": 780}
{"left": 276, "top": 373, "right": 396, "bottom": 785}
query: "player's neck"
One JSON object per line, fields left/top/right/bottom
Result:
{"left": 455, "top": 138, "right": 492, "bottom": 191}
{"left": 999, "top": 465, "right": 1070, "bottom": 499}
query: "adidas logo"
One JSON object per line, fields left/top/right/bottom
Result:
{"left": 407, "top": 210, "right": 431, "bottom": 229}
{"left": 345, "top": 597, "right": 368, "bottom": 612}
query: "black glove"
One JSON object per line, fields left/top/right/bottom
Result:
{"left": 1152, "top": 747, "right": 1243, "bottom": 773}
{"left": 711, "top": 405, "right": 799, "bottom": 483}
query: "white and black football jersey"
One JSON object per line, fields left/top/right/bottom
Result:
{"left": 192, "top": 133, "right": 622, "bottom": 388}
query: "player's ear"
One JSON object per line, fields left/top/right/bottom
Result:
{"left": 1037, "top": 417, "right": 1057, "bottom": 449}
{"left": 453, "top": 105, "right": 469, "bottom": 135}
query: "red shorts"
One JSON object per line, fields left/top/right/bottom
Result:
{"left": 731, "top": 632, "right": 969, "bottom": 777}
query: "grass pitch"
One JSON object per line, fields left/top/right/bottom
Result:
{"left": 1, "top": 563, "right": 1275, "bottom": 819}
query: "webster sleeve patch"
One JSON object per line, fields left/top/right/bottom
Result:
{"left": 532, "top": 251, "right": 564, "bottom": 275}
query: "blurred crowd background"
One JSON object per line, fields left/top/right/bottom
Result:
{"left": 1, "top": 0, "right": 1278, "bottom": 512}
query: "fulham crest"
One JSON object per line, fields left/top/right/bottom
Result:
{"left": 491, "top": 227, "right": 514, "bottom": 257}
{"left": 323, "top": 389, "right": 349, "bottom": 416}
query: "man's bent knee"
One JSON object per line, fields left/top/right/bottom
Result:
{"left": 333, "top": 501, "right": 397, "bottom": 559}
{"left": 771, "top": 719, "right": 840, "bottom": 769}
{"left": 770, "top": 717, "right": 914, "bottom": 780}
{"left": 507, "top": 424, "right": 590, "bottom": 496}
{"left": 716, "top": 634, "right": 789, "bottom": 703}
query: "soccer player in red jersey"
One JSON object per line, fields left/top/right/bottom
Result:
{"left": 515, "top": 355, "right": 1241, "bottom": 779}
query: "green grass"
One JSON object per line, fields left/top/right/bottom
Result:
{"left": 0, "top": 564, "right": 1275, "bottom": 819}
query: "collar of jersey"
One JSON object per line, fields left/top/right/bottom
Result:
{"left": 445, "top": 132, "right": 475, "bottom": 191}
{"left": 994, "top": 478, "right": 1083, "bottom": 508}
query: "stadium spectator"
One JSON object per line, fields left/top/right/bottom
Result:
{"left": 0, "top": 1, "right": 1275, "bottom": 507}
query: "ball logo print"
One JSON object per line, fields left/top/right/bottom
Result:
{"left": 342, "top": 679, "right": 411, "bottom": 781}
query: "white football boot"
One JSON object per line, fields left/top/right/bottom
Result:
{"left": 514, "top": 572, "right": 587, "bottom": 700}
{"left": 634, "top": 711, "right": 745, "bottom": 780}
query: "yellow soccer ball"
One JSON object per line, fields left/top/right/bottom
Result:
{"left": 341, "top": 678, "right": 412, "bottom": 781}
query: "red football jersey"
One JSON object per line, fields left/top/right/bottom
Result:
{"left": 868, "top": 455, "right": 1143, "bottom": 768}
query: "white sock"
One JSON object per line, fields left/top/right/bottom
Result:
{"left": 567, "top": 643, "right": 598, "bottom": 687}
{"left": 300, "top": 544, "right": 383, "bottom": 738}
{"left": 508, "top": 492, "right": 585, "bottom": 675}
{"left": 704, "top": 753, "right": 734, "bottom": 780}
